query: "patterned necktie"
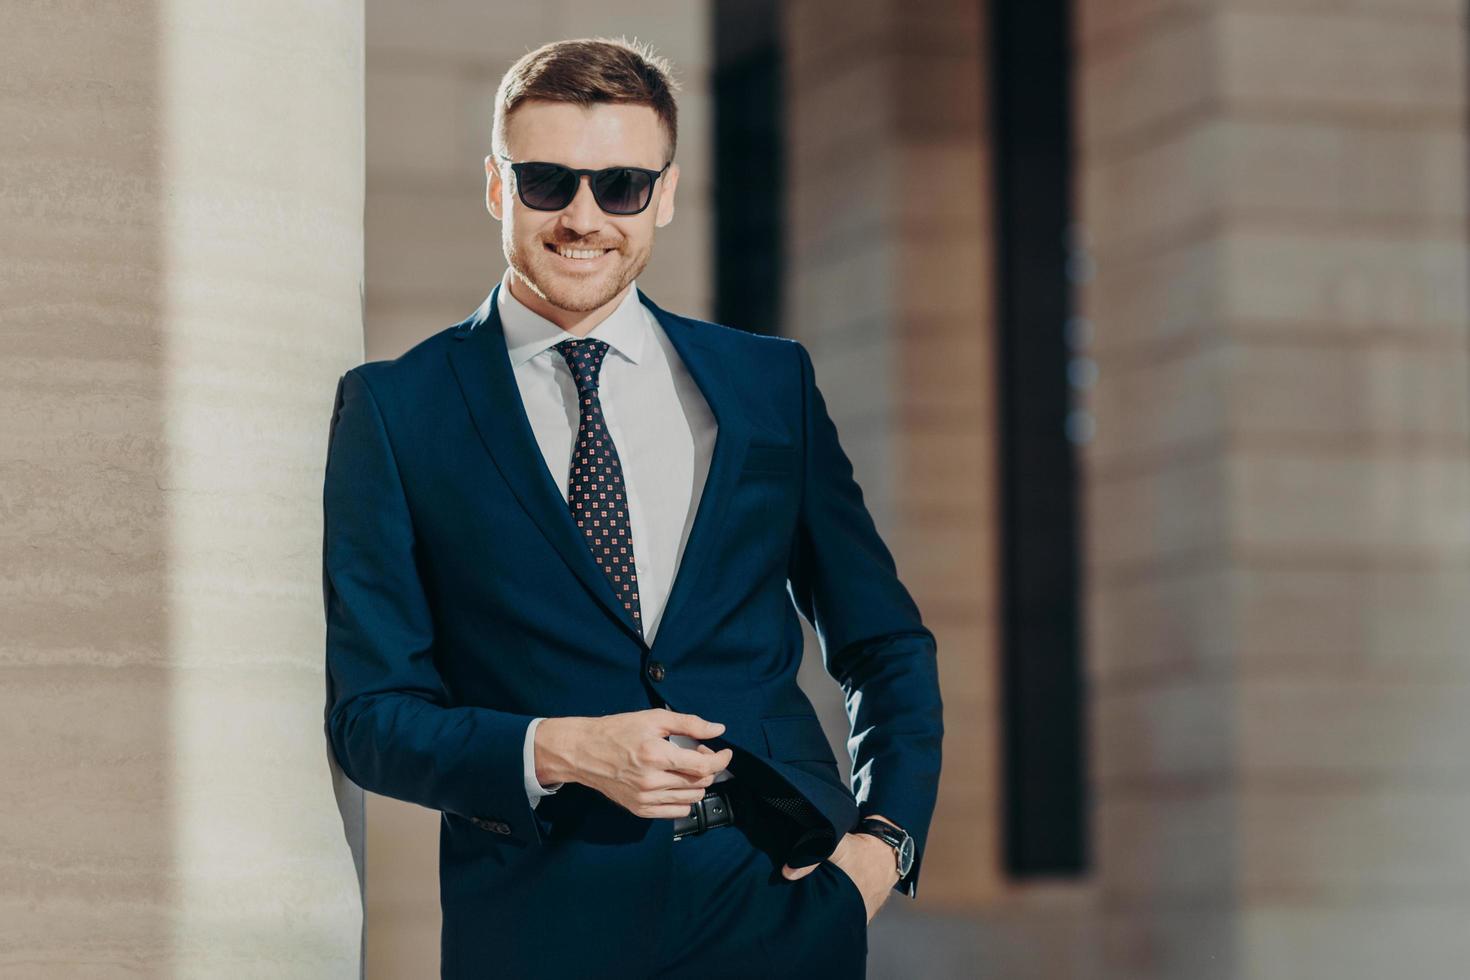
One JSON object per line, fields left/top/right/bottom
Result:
{"left": 553, "top": 337, "right": 643, "bottom": 638}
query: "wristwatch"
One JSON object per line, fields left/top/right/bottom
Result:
{"left": 854, "top": 816, "right": 915, "bottom": 878}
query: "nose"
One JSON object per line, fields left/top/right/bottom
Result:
{"left": 559, "top": 174, "right": 605, "bottom": 236}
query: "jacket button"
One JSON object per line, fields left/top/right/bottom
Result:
{"left": 646, "top": 660, "right": 666, "bottom": 682}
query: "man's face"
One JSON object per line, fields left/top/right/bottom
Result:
{"left": 486, "top": 100, "right": 679, "bottom": 314}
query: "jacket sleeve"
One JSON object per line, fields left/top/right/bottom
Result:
{"left": 785, "top": 340, "right": 945, "bottom": 899}
{"left": 322, "top": 367, "right": 549, "bottom": 847}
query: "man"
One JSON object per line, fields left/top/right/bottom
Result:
{"left": 323, "top": 37, "right": 942, "bottom": 979}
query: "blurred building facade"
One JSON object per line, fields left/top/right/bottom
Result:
{"left": 364, "top": 1, "right": 1470, "bottom": 978}
{"left": 3, "top": 0, "right": 1461, "bottom": 977}
{"left": 1078, "top": 1, "right": 1470, "bottom": 977}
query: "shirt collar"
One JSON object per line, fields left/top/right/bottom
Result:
{"left": 497, "top": 267, "right": 647, "bottom": 369}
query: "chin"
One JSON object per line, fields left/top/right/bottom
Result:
{"left": 532, "top": 261, "right": 633, "bottom": 313}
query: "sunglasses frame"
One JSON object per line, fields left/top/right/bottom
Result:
{"left": 496, "top": 154, "right": 673, "bottom": 216}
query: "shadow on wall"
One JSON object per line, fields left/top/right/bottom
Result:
{"left": 323, "top": 379, "right": 369, "bottom": 971}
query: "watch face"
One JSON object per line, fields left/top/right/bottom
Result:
{"left": 898, "top": 836, "right": 915, "bottom": 876}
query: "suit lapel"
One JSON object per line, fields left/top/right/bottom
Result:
{"left": 446, "top": 282, "right": 752, "bottom": 652}
{"left": 636, "top": 288, "right": 752, "bottom": 659}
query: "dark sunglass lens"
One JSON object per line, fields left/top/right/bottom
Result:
{"left": 517, "top": 163, "right": 577, "bottom": 210}
{"left": 592, "top": 168, "right": 652, "bottom": 214}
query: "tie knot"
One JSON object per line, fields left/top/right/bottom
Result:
{"left": 553, "top": 337, "right": 611, "bottom": 392}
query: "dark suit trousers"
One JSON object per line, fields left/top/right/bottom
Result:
{"left": 648, "top": 777, "right": 868, "bottom": 979}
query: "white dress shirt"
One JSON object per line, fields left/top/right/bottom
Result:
{"left": 492, "top": 268, "right": 732, "bottom": 809}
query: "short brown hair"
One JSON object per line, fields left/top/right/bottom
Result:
{"left": 493, "top": 37, "right": 681, "bottom": 164}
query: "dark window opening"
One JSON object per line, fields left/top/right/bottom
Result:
{"left": 989, "top": 0, "right": 1089, "bottom": 876}
{"left": 713, "top": 0, "right": 783, "bottom": 337}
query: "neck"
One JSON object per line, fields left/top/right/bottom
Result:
{"left": 509, "top": 273, "right": 631, "bottom": 336}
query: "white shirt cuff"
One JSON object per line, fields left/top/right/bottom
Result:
{"left": 524, "top": 716, "right": 564, "bottom": 809}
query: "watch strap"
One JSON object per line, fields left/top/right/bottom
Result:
{"left": 854, "top": 817, "right": 914, "bottom": 877}
{"left": 855, "top": 816, "right": 904, "bottom": 848}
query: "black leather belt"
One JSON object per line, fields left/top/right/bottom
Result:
{"left": 672, "top": 785, "right": 737, "bottom": 840}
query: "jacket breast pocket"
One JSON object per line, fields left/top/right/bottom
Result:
{"left": 762, "top": 713, "right": 837, "bottom": 763}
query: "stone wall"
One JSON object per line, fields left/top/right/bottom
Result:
{"left": 1, "top": 0, "right": 367, "bottom": 975}
{"left": 1077, "top": 1, "right": 1470, "bottom": 976}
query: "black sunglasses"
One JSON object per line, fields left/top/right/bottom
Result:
{"left": 497, "top": 154, "right": 672, "bottom": 216}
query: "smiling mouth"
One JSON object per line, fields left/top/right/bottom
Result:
{"left": 546, "top": 242, "right": 615, "bottom": 261}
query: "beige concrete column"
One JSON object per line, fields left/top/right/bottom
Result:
{"left": 2, "top": 1, "right": 366, "bottom": 975}
{"left": 783, "top": 0, "right": 999, "bottom": 907}
{"left": 1078, "top": 1, "right": 1470, "bottom": 977}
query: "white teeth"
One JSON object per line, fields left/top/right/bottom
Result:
{"left": 555, "top": 246, "right": 609, "bottom": 260}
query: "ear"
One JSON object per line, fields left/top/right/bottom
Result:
{"left": 485, "top": 154, "right": 505, "bottom": 222}
{"left": 653, "top": 162, "right": 679, "bottom": 228}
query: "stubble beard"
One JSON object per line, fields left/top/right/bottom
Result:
{"left": 507, "top": 235, "right": 654, "bottom": 314}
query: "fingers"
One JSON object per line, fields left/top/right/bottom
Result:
{"left": 628, "top": 742, "right": 728, "bottom": 818}
{"left": 663, "top": 742, "right": 732, "bottom": 779}
{"left": 628, "top": 741, "right": 724, "bottom": 789}
{"left": 782, "top": 863, "right": 817, "bottom": 880}
{"left": 653, "top": 709, "right": 725, "bottom": 740}
{"left": 627, "top": 781, "right": 712, "bottom": 819}
{"left": 651, "top": 785, "right": 710, "bottom": 805}
{"left": 605, "top": 710, "right": 736, "bottom": 819}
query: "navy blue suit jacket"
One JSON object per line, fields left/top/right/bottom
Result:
{"left": 322, "top": 283, "right": 943, "bottom": 975}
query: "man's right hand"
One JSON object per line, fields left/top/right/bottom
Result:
{"left": 533, "top": 708, "right": 734, "bottom": 819}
